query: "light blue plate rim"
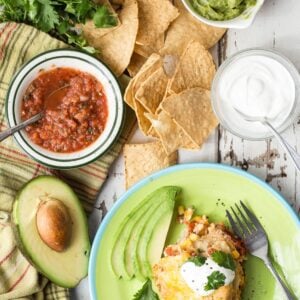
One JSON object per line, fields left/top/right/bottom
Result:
{"left": 88, "top": 162, "right": 300, "bottom": 299}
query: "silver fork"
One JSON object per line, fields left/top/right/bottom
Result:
{"left": 226, "top": 201, "right": 295, "bottom": 300}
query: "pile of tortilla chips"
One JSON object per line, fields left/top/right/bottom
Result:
{"left": 80, "top": 0, "right": 225, "bottom": 77}
{"left": 124, "top": 0, "right": 224, "bottom": 156}
{"left": 80, "top": 0, "right": 226, "bottom": 187}
{"left": 125, "top": 37, "right": 221, "bottom": 155}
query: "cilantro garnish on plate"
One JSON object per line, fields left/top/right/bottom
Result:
{"left": 133, "top": 279, "right": 159, "bottom": 300}
{"left": 204, "top": 271, "right": 226, "bottom": 291}
{"left": 211, "top": 250, "right": 236, "bottom": 270}
{"left": 188, "top": 255, "right": 207, "bottom": 266}
{"left": 0, "top": 0, "right": 118, "bottom": 53}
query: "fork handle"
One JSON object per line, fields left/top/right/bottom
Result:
{"left": 264, "top": 259, "right": 295, "bottom": 300}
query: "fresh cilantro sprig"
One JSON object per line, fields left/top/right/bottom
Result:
{"left": 93, "top": 5, "right": 118, "bottom": 28}
{"left": 133, "top": 279, "right": 159, "bottom": 300}
{"left": 211, "top": 250, "right": 236, "bottom": 271}
{"left": 204, "top": 271, "right": 226, "bottom": 291}
{"left": 188, "top": 255, "right": 207, "bottom": 266}
{"left": 0, "top": 0, "right": 118, "bottom": 53}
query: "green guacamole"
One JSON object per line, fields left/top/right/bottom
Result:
{"left": 190, "top": 0, "right": 257, "bottom": 21}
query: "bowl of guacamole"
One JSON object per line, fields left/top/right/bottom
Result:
{"left": 181, "top": 0, "right": 265, "bottom": 29}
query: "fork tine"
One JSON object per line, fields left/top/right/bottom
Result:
{"left": 235, "top": 204, "right": 254, "bottom": 233}
{"left": 240, "top": 201, "right": 265, "bottom": 232}
{"left": 230, "top": 206, "right": 249, "bottom": 237}
{"left": 226, "top": 209, "right": 243, "bottom": 238}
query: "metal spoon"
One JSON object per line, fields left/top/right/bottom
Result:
{"left": 0, "top": 112, "right": 44, "bottom": 142}
{"left": 234, "top": 107, "right": 300, "bottom": 171}
{"left": 0, "top": 85, "right": 70, "bottom": 143}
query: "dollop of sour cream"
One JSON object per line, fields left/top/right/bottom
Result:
{"left": 217, "top": 54, "right": 295, "bottom": 136}
{"left": 180, "top": 258, "right": 235, "bottom": 296}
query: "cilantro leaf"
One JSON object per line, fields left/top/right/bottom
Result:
{"left": 132, "top": 279, "right": 159, "bottom": 300}
{"left": 81, "top": 46, "right": 97, "bottom": 54}
{"left": 0, "top": 0, "right": 116, "bottom": 53}
{"left": 93, "top": 5, "right": 117, "bottom": 28}
{"left": 188, "top": 256, "right": 206, "bottom": 267}
{"left": 63, "top": 0, "right": 93, "bottom": 22}
{"left": 0, "top": 0, "right": 25, "bottom": 22}
{"left": 204, "top": 271, "right": 226, "bottom": 291}
{"left": 211, "top": 251, "right": 236, "bottom": 271}
{"left": 27, "top": 0, "right": 39, "bottom": 21}
{"left": 36, "top": 0, "right": 60, "bottom": 32}
{"left": 56, "top": 19, "right": 70, "bottom": 34}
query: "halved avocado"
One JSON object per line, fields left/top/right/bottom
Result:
{"left": 12, "top": 176, "right": 90, "bottom": 288}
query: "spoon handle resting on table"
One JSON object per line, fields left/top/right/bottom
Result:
{"left": 264, "top": 120, "right": 300, "bottom": 172}
{"left": 0, "top": 112, "right": 43, "bottom": 142}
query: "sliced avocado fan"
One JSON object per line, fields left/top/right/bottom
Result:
{"left": 12, "top": 176, "right": 90, "bottom": 288}
{"left": 110, "top": 186, "right": 180, "bottom": 281}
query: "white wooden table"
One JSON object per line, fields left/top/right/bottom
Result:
{"left": 72, "top": 0, "right": 300, "bottom": 298}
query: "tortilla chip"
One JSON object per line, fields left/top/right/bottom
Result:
{"left": 160, "top": 0, "right": 226, "bottom": 56}
{"left": 134, "top": 100, "right": 152, "bottom": 135}
{"left": 82, "top": 0, "right": 138, "bottom": 76}
{"left": 110, "top": 0, "right": 124, "bottom": 5}
{"left": 125, "top": 54, "right": 165, "bottom": 134}
{"left": 124, "top": 142, "right": 177, "bottom": 189}
{"left": 136, "top": 0, "right": 179, "bottom": 47}
{"left": 135, "top": 66, "right": 169, "bottom": 114}
{"left": 124, "top": 53, "right": 162, "bottom": 109}
{"left": 161, "top": 88, "right": 218, "bottom": 146}
{"left": 127, "top": 53, "right": 147, "bottom": 77}
{"left": 146, "top": 111, "right": 198, "bottom": 154}
{"left": 168, "top": 41, "right": 216, "bottom": 94}
{"left": 163, "top": 54, "right": 178, "bottom": 78}
{"left": 79, "top": 0, "right": 120, "bottom": 40}
{"left": 134, "top": 34, "right": 165, "bottom": 58}
{"left": 147, "top": 126, "right": 159, "bottom": 138}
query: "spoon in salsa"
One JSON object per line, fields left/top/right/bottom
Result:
{"left": 234, "top": 107, "right": 300, "bottom": 172}
{"left": 0, "top": 85, "right": 70, "bottom": 142}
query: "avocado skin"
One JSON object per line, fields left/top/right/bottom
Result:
{"left": 12, "top": 175, "right": 91, "bottom": 288}
{"left": 111, "top": 186, "right": 180, "bottom": 281}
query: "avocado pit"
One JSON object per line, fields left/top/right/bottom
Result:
{"left": 36, "top": 198, "right": 72, "bottom": 252}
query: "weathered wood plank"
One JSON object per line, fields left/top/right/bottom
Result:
{"left": 218, "top": 0, "right": 300, "bottom": 213}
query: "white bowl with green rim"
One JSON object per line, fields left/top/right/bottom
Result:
{"left": 181, "top": 0, "right": 265, "bottom": 29}
{"left": 5, "top": 49, "right": 124, "bottom": 169}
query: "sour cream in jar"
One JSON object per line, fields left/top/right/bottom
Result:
{"left": 212, "top": 50, "right": 299, "bottom": 139}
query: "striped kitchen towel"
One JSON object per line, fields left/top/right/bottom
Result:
{"left": 0, "top": 22, "right": 136, "bottom": 299}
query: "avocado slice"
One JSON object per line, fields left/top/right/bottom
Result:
{"left": 135, "top": 198, "right": 176, "bottom": 279}
{"left": 111, "top": 186, "right": 180, "bottom": 281}
{"left": 111, "top": 192, "right": 157, "bottom": 279}
{"left": 139, "top": 201, "right": 175, "bottom": 277}
{"left": 127, "top": 197, "right": 166, "bottom": 279}
{"left": 12, "top": 176, "right": 90, "bottom": 288}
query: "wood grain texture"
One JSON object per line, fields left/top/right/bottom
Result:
{"left": 218, "top": 0, "right": 300, "bottom": 214}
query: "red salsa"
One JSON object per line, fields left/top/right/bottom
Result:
{"left": 21, "top": 67, "right": 108, "bottom": 153}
